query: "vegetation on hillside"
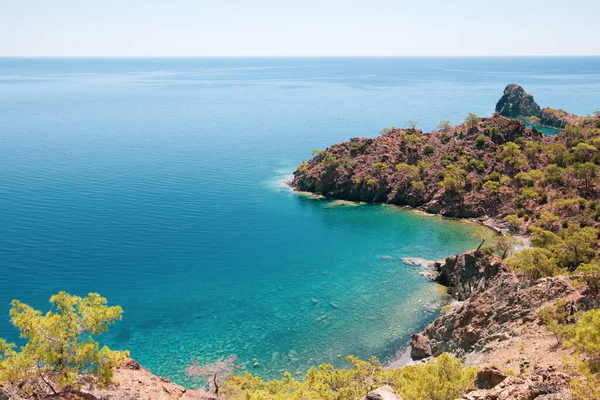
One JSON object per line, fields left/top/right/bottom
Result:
{"left": 292, "top": 110, "right": 600, "bottom": 279}
{"left": 220, "top": 353, "right": 476, "bottom": 400}
{"left": 292, "top": 113, "right": 600, "bottom": 229}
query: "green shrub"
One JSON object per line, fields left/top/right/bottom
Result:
{"left": 503, "top": 215, "right": 521, "bottom": 231}
{"left": 507, "top": 248, "right": 558, "bottom": 279}
{"left": 475, "top": 135, "right": 486, "bottom": 148}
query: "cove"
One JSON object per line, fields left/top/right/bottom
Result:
{"left": 2, "top": 57, "right": 599, "bottom": 385}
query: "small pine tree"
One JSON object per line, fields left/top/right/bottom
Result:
{"left": 0, "top": 292, "right": 127, "bottom": 397}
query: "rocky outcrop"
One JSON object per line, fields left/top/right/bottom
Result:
{"left": 79, "top": 359, "right": 214, "bottom": 400}
{"left": 495, "top": 84, "right": 580, "bottom": 129}
{"left": 475, "top": 367, "right": 508, "bottom": 389}
{"left": 434, "top": 253, "right": 504, "bottom": 301}
{"left": 540, "top": 107, "right": 581, "bottom": 129}
{"left": 410, "top": 252, "right": 574, "bottom": 360}
{"left": 464, "top": 372, "right": 570, "bottom": 400}
{"left": 0, "top": 358, "right": 215, "bottom": 400}
{"left": 495, "top": 84, "right": 542, "bottom": 119}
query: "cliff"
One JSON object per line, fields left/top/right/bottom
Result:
{"left": 411, "top": 251, "right": 582, "bottom": 399}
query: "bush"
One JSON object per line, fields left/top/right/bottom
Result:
{"left": 223, "top": 353, "right": 476, "bottom": 400}
{"left": 321, "top": 152, "right": 341, "bottom": 170}
{"left": 475, "top": 135, "right": 486, "bottom": 148}
{"left": 506, "top": 248, "right": 558, "bottom": 280}
{"left": 503, "top": 214, "right": 521, "bottom": 231}
{"left": 424, "top": 145, "right": 434, "bottom": 155}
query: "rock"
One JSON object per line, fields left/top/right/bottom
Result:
{"left": 475, "top": 367, "right": 507, "bottom": 389}
{"left": 434, "top": 252, "right": 504, "bottom": 301}
{"left": 410, "top": 333, "right": 432, "bottom": 359}
{"left": 330, "top": 301, "right": 341, "bottom": 309}
{"left": 539, "top": 107, "right": 580, "bottom": 129}
{"left": 360, "top": 385, "right": 403, "bottom": 400}
{"left": 495, "top": 84, "right": 541, "bottom": 119}
{"left": 122, "top": 358, "right": 141, "bottom": 370}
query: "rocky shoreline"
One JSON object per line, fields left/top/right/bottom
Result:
{"left": 405, "top": 250, "right": 579, "bottom": 399}
{"left": 285, "top": 84, "right": 600, "bottom": 398}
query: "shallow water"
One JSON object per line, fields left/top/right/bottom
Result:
{"left": 1, "top": 57, "right": 599, "bottom": 384}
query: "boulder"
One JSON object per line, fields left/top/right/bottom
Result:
{"left": 360, "top": 385, "right": 403, "bottom": 400}
{"left": 122, "top": 358, "right": 141, "bottom": 370}
{"left": 475, "top": 367, "right": 508, "bottom": 389}
{"left": 410, "top": 333, "right": 432, "bottom": 360}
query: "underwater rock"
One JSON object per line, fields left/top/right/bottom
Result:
{"left": 288, "top": 350, "right": 300, "bottom": 362}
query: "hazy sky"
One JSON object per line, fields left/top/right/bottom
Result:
{"left": 1, "top": 0, "right": 599, "bottom": 57}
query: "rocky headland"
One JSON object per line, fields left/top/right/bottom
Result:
{"left": 291, "top": 84, "right": 600, "bottom": 234}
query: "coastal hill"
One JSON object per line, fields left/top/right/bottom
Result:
{"left": 291, "top": 84, "right": 600, "bottom": 235}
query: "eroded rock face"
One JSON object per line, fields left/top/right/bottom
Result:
{"left": 410, "top": 252, "right": 573, "bottom": 360}
{"left": 495, "top": 84, "right": 542, "bottom": 119}
{"left": 434, "top": 253, "right": 504, "bottom": 301}
{"left": 539, "top": 107, "right": 581, "bottom": 129}
{"left": 463, "top": 372, "right": 570, "bottom": 400}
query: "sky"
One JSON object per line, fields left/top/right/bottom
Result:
{"left": 1, "top": 0, "right": 599, "bottom": 57}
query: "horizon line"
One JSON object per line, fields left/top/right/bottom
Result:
{"left": 1, "top": 54, "right": 600, "bottom": 59}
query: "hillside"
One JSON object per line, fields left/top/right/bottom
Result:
{"left": 291, "top": 85, "right": 600, "bottom": 235}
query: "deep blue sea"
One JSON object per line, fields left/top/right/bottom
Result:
{"left": 1, "top": 57, "right": 600, "bottom": 384}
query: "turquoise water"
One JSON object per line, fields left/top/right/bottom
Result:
{"left": 1, "top": 58, "right": 600, "bottom": 384}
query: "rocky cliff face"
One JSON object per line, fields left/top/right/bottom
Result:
{"left": 495, "top": 84, "right": 542, "bottom": 119}
{"left": 410, "top": 251, "right": 579, "bottom": 400}
{"left": 540, "top": 107, "right": 580, "bottom": 129}
{"left": 411, "top": 252, "right": 573, "bottom": 360}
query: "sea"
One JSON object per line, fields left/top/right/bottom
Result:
{"left": 1, "top": 57, "right": 599, "bottom": 384}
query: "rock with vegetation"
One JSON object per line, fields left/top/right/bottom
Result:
{"left": 495, "top": 83, "right": 542, "bottom": 119}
